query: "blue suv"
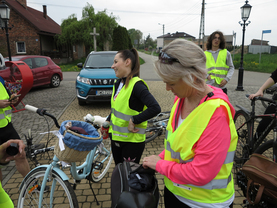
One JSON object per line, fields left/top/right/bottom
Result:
{"left": 76, "top": 51, "right": 117, "bottom": 105}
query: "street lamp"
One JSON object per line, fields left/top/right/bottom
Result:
{"left": 236, "top": 0, "right": 252, "bottom": 91}
{"left": 0, "top": 0, "right": 11, "bottom": 61}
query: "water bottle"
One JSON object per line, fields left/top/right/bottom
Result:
{"left": 101, "top": 121, "right": 110, "bottom": 139}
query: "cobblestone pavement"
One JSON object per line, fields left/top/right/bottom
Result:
{"left": 2, "top": 52, "right": 273, "bottom": 207}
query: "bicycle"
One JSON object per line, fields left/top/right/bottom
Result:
{"left": 233, "top": 94, "right": 277, "bottom": 207}
{"left": 145, "top": 111, "right": 170, "bottom": 143}
{"left": 17, "top": 105, "right": 113, "bottom": 208}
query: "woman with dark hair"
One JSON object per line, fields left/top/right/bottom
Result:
{"left": 205, "top": 31, "right": 234, "bottom": 94}
{"left": 106, "top": 48, "right": 161, "bottom": 165}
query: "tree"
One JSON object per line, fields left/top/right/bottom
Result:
{"left": 128, "top": 29, "right": 143, "bottom": 49}
{"left": 145, "top": 34, "right": 157, "bottom": 50}
{"left": 56, "top": 3, "right": 118, "bottom": 55}
{"left": 112, "top": 26, "right": 132, "bottom": 51}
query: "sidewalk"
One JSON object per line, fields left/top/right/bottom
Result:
{"left": 3, "top": 52, "right": 273, "bottom": 207}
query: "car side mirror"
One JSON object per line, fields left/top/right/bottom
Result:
{"left": 77, "top": 63, "right": 83, "bottom": 69}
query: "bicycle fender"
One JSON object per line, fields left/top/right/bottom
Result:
{"left": 235, "top": 105, "right": 250, "bottom": 115}
{"left": 19, "top": 165, "right": 69, "bottom": 190}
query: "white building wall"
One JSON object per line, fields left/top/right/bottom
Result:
{"left": 157, "top": 38, "right": 164, "bottom": 49}
{"left": 248, "top": 45, "right": 271, "bottom": 54}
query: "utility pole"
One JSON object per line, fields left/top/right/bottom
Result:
{"left": 198, "top": 0, "right": 205, "bottom": 49}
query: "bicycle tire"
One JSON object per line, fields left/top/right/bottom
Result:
{"left": 233, "top": 110, "right": 251, "bottom": 166}
{"left": 145, "top": 128, "right": 161, "bottom": 143}
{"left": 145, "top": 111, "right": 170, "bottom": 143}
{"left": 17, "top": 167, "right": 79, "bottom": 208}
{"left": 90, "top": 138, "right": 113, "bottom": 182}
{"left": 254, "top": 139, "right": 275, "bottom": 157}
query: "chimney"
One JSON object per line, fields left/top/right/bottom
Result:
{"left": 17, "top": 0, "right": 27, "bottom": 8}
{"left": 43, "top": 5, "right": 47, "bottom": 19}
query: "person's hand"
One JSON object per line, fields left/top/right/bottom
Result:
{"left": 128, "top": 118, "right": 139, "bottom": 133}
{"left": 0, "top": 140, "right": 26, "bottom": 164}
{"left": 249, "top": 90, "right": 263, "bottom": 100}
{"left": 207, "top": 75, "right": 211, "bottom": 81}
{"left": 0, "top": 99, "right": 12, "bottom": 108}
{"left": 9, "top": 93, "right": 19, "bottom": 105}
{"left": 142, "top": 155, "right": 161, "bottom": 170}
{"left": 219, "top": 79, "right": 227, "bottom": 87}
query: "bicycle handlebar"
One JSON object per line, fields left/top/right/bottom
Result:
{"left": 246, "top": 94, "right": 277, "bottom": 104}
{"left": 25, "top": 104, "right": 60, "bottom": 128}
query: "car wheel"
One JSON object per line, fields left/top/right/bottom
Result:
{"left": 50, "top": 74, "right": 60, "bottom": 88}
{"left": 78, "top": 98, "right": 86, "bottom": 106}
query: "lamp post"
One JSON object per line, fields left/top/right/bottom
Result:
{"left": 0, "top": 0, "right": 11, "bottom": 61}
{"left": 236, "top": 0, "right": 252, "bottom": 91}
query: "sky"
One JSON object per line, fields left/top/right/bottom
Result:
{"left": 28, "top": 0, "right": 277, "bottom": 46}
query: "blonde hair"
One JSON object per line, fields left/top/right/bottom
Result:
{"left": 154, "top": 39, "right": 207, "bottom": 91}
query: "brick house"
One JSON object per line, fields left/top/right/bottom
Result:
{"left": 0, "top": 0, "right": 61, "bottom": 59}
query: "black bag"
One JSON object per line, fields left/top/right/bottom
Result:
{"left": 111, "top": 161, "right": 160, "bottom": 208}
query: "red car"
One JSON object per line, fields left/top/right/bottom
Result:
{"left": 0, "top": 55, "right": 63, "bottom": 88}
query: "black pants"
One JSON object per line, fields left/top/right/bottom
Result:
{"left": 164, "top": 186, "right": 233, "bottom": 208}
{"left": 111, "top": 139, "right": 145, "bottom": 165}
{"left": 0, "top": 122, "right": 21, "bottom": 144}
{"left": 255, "top": 103, "right": 276, "bottom": 138}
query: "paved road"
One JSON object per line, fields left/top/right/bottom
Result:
{"left": 3, "top": 52, "right": 273, "bottom": 207}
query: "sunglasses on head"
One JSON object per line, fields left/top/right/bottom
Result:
{"left": 159, "top": 52, "right": 180, "bottom": 65}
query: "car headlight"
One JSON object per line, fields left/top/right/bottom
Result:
{"left": 77, "top": 76, "right": 90, "bottom": 85}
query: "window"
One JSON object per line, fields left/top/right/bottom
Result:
{"left": 23, "top": 58, "right": 33, "bottom": 69}
{"left": 16, "top": 42, "right": 26, "bottom": 54}
{"left": 34, "top": 58, "right": 48, "bottom": 68}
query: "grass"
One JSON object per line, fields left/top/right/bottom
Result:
{"left": 59, "top": 50, "right": 277, "bottom": 73}
{"left": 232, "top": 53, "right": 277, "bottom": 73}
{"left": 59, "top": 56, "right": 145, "bottom": 72}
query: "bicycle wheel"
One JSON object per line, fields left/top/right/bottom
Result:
{"left": 254, "top": 139, "right": 275, "bottom": 158}
{"left": 145, "top": 111, "right": 170, "bottom": 143}
{"left": 233, "top": 110, "right": 251, "bottom": 166}
{"left": 90, "top": 138, "right": 113, "bottom": 182}
{"left": 18, "top": 167, "right": 79, "bottom": 208}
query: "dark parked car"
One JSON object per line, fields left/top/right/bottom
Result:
{"left": 76, "top": 51, "right": 117, "bottom": 105}
{"left": 0, "top": 55, "right": 63, "bottom": 88}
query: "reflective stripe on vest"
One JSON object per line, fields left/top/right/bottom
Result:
{"left": 0, "top": 83, "right": 12, "bottom": 128}
{"left": 110, "top": 77, "right": 148, "bottom": 142}
{"left": 164, "top": 98, "right": 238, "bottom": 204}
{"left": 205, "top": 49, "right": 229, "bottom": 85}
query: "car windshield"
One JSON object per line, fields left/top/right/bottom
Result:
{"left": 85, "top": 53, "right": 115, "bottom": 68}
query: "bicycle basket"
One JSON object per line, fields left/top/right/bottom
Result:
{"left": 54, "top": 120, "right": 102, "bottom": 163}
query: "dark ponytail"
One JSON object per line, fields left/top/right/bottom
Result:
{"left": 117, "top": 48, "right": 140, "bottom": 88}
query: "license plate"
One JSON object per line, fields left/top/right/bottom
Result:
{"left": 96, "top": 90, "right": 112, "bottom": 95}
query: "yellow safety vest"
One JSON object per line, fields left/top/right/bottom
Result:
{"left": 164, "top": 98, "right": 238, "bottom": 205}
{"left": 205, "top": 49, "right": 229, "bottom": 85}
{"left": 0, "top": 82, "right": 12, "bottom": 128}
{"left": 0, "top": 181, "right": 14, "bottom": 208}
{"left": 110, "top": 77, "right": 148, "bottom": 143}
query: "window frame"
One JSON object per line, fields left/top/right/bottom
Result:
{"left": 16, "top": 42, "right": 26, "bottom": 54}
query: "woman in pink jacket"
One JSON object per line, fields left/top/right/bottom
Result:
{"left": 142, "top": 39, "right": 237, "bottom": 208}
